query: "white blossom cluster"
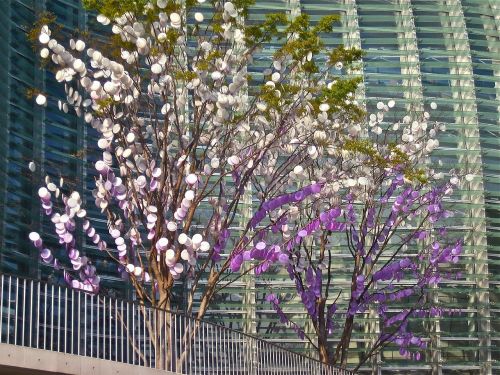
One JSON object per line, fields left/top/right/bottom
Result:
{"left": 30, "top": 1, "right": 458, "bottom": 297}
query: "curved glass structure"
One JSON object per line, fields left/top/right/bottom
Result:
{"left": 223, "top": 1, "right": 499, "bottom": 373}
{"left": 0, "top": 0, "right": 498, "bottom": 374}
{"left": 265, "top": 1, "right": 497, "bottom": 374}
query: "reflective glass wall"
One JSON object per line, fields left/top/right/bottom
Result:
{"left": 0, "top": 0, "right": 47, "bottom": 277}
{"left": 0, "top": 0, "right": 126, "bottom": 293}
{"left": 0, "top": 1, "right": 498, "bottom": 373}
{"left": 247, "top": 1, "right": 499, "bottom": 373}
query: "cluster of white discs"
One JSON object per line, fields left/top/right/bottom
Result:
{"left": 28, "top": 232, "right": 53, "bottom": 265}
{"left": 154, "top": 231, "right": 210, "bottom": 279}
{"left": 30, "top": 185, "right": 101, "bottom": 292}
{"left": 173, "top": 176, "right": 197, "bottom": 221}
{"left": 30, "top": 1, "right": 458, "bottom": 300}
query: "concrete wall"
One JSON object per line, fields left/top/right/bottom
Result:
{"left": 0, "top": 343, "right": 179, "bottom": 375}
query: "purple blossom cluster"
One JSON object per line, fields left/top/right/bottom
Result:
{"left": 286, "top": 207, "right": 344, "bottom": 254}
{"left": 381, "top": 304, "right": 462, "bottom": 361}
{"left": 363, "top": 287, "right": 415, "bottom": 309}
{"left": 95, "top": 160, "right": 133, "bottom": 220}
{"left": 250, "top": 183, "right": 323, "bottom": 229}
{"left": 299, "top": 267, "right": 323, "bottom": 319}
{"left": 266, "top": 293, "right": 305, "bottom": 339}
{"left": 372, "top": 258, "right": 413, "bottom": 282}
{"left": 229, "top": 241, "right": 282, "bottom": 274}
{"left": 391, "top": 330, "right": 426, "bottom": 360}
{"left": 30, "top": 187, "right": 101, "bottom": 292}
{"left": 29, "top": 232, "right": 59, "bottom": 268}
{"left": 430, "top": 241, "right": 462, "bottom": 266}
{"left": 326, "top": 303, "right": 337, "bottom": 335}
{"left": 380, "top": 174, "right": 403, "bottom": 204}
{"left": 250, "top": 169, "right": 464, "bottom": 364}
{"left": 230, "top": 203, "right": 344, "bottom": 275}
{"left": 423, "top": 186, "right": 455, "bottom": 223}
{"left": 213, "top": 229, "right": 231, "bottom": 262}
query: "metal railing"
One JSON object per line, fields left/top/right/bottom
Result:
{"left": 0, "top": 274, "right": 352, "bottom": 374}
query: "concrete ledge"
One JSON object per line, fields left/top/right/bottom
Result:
{"left": 0, "top": 343, "right": 179, "bottom": 375}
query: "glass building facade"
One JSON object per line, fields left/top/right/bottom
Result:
{"left": 0, "top": 0, "right": 88, "bottom": 278}
{"left": 0, "top": 0, "right": 498, "bottom": 374}
{"left": 0, "top": 0, "right": 124, "bottom": 292}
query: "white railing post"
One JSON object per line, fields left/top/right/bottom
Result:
{"left": 0, "top": 274, "right": 354, "bottom": 375}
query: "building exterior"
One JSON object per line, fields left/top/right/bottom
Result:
{"left": 0, "top": 0, "right": 86, "bottom": 278}
{"left": 0, "top": 0, "right": 124, "bottom": 292}
{"left": 0, "top": 0, "right": 498, "bottom": 374}
{"left": 239, "top": 2, "right": 499, "bottom": 374}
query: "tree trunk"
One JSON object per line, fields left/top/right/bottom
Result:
{"left": 316, "top": 298, "right": 330, "bottom": 364}
{"left": 176, "top": 273, "right": 217, "bottom": 372}
{"left": 334, "top": 314, "right": 354, "bottom": 366}
{"left": 318, "top": 336, "right": 330, "bottom": 364}
{"left": 334, "top": 257, "right": 361, "bottom": 366}
{"left": 196, "top": 271, "right": 218, "bottom": 320}
{"left": 158, "top": 301, "right": 173, "bottom": 370}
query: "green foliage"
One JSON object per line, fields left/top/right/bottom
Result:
{"left": 26, "top": 12, "right": 59, "bottom": 49}
{"left": 344, "top": 139, "right": 429, "bottom": 184}
{"left": 231, "top": 0, "right": 256, "bottom": 18}
{"left": 344, "top": 139, "right": 388, "bottom": 167}
{"left": 388, "top": 144, "right": 428, "bottom": 183}
{"left": 255, "top": 81, "right": 304, "bottom": 122}
{"left": 328, "top": 45, "right": 364, "bottom": 68}
{"left": 403, "top": 168, "right": 428, "bottom": 184}
{"left": 94, "top": 97, "right": 116, "bottom": 116}
{"left": 276, "top": 14, "right": 317, "bottom": 61}
{"left": 107, "top": 34, "right": 136, "bottom": 60}
{"left": 174, "top": 70, "right": 198, "bottom": 81}
{"left": 244, "top": 13, "right": 288, "bottom": 48}
{"left": 273, "top": 13, "right": 341, "bottom": 73}
{"left": 195, "top": 50, "right": 223, "bottom": 71}
{"left": 161, "top": 29, "right": 181, "bottom": 54}
{"left": 258, "top": 13, "right": 363, "bottom": 79}
{"left": 26, "top": 11, "right": 64, "bottom": 72}
{"left": 82, "top": 0, "right": 149, "bottom": 18}
{"left": 312, "top": 77, "right": 364, "bottom": 120}
{"left": 285, "top": 13, "right": 310, "bottom": 34}
{"left": 312, "top": 15, "right": 340, "bottom": 33}
{"left": 259, "top": 84, "right": 282, "bottom": 110}
{"left": 25, "top": 87, "right": 43, "bottom": 101}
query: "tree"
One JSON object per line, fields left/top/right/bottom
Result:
{"left": 256, "top": 106, "right": 466, "bottom": 370}
{"left": 29, "top": 0, "right": 363, "bottom": 316}
{"left": 27, "top": 0, "right": 462, "bottom": 371}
